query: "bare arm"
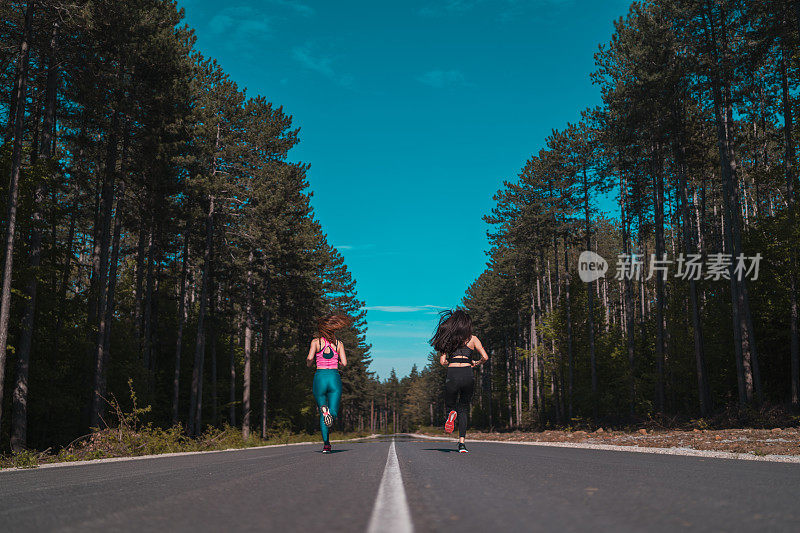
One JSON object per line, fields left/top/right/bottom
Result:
{"left": 306, "top": 339, "right": 317, "bottom": 367}
{"left": 439, "top": 353, "right": 449, "bottom": 367}
{"left": 471, "top": 336, "right": 489, "bottom": 367}
{"left": 338, "top": 341, "right": 347, "bottom": 367}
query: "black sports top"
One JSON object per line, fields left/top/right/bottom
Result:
{"left": 449, "top": 343, "right": 474, "bottom": 364}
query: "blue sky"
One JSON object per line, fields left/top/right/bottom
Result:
{"left": 179, "top": 0, "right": 632, "bottom": 379}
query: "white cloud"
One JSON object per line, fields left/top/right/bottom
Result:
{"left": 365, "top": 305, "right": 448, "bottom": 313}
{"left": 417, "top": 0, "right": 572, "bottom": 20}
{"left": 208, "top": 7, "right": 270, "bottom": 37}
{"left": 207, "top": 1, "right": 314, "bottom": 44}
{"left": 417, "top": 69, "right": 468, "bottom": 89}
{"left": 370, "top": 348, "right": 429, "bottom": 359}
{"left": 267, "top": 0, "right": 315, "bottom": 16}
{"left": 417, "top": 0, "right": 480, "bottom": 17}
{"left": 367, "top": 306, "right": 426, "bottom": 313}
{"left": 292, "top": 44, "right": 354, "bottom": 87}
{"left": 369, "top": 329, "right": 430, "bottom": 339}
{"left": 334, "top": 244, "right": 377, "bottom": 252}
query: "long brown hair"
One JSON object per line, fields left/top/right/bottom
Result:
{"left": 317, "top": 313, "right": 349, "bottom": 345}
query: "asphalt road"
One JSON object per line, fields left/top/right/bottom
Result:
{"left": 1, "top": 435, "right": 799, "bottom": 532}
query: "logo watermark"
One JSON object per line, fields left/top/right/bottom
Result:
{"left": 578, "top": 252, "right": 762, "bottom": 282}
{"left": 578, "top": 251, "right": 609, "bottom": 283}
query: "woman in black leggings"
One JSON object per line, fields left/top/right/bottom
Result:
{"left": 430, "top": 309, "right": 489, "bottom": 453}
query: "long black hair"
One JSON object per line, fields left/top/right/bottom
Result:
{"left": 429, "top": 309, "right": 472, "bottom": 355}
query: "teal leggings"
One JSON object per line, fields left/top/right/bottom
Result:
{"left": 312, "top": 369, "right": 342, "bottom": 443}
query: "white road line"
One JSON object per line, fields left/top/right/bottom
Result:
{"left": 367, "top": 438, "right": 414, "bottom": 533}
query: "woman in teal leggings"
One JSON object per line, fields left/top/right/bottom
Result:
{"left": 306, "top": 314, "right": 348, "bottom": 453}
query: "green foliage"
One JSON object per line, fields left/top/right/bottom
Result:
{"left": 0, "top": 385, "right": 371, "bottom": 469}
{"left": 6, "top": 450, "right": 40, "bottom": 469}
{"left": 0, "top": 0, "right": 376, "bottom": 453}
{"left": 400, "top": 0, "right": 800, "bottom": 430}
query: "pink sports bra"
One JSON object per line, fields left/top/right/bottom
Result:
{"left": 315, "top": 338, "right": 340, "bottom": 369}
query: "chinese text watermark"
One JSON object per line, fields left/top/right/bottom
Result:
{"left": 579, "top": 252, "right": 762, "bottom": 282}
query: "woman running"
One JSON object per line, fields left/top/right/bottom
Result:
{"left": 430, "top": 309, "right": 488, "bottom": 453}
{"left": 306, "top": 314, "right": 349, "bottom": 453}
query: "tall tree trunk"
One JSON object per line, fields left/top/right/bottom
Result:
{"left": 726, "top": 80, "right": 762, "bottom": 404}
{"left": 515, "top": 304, "right": 522, "bottom": 423}
{"left": 504, "top": 339, "right": 513, "bottom": 427}
{"left": 195, "top": 332, "right": 205, "bottom": 434}
{"left": 553, "top": 240, "right": 561, "bottom": 300}
{"left": 9, "top": 190, "right": 40, "bottom": 448}
{"left": 674, "top": 112, "right": 712, "bottom": 416}
{"left": 134, "top": 220, "right": 146, "bottom": 346}
{"left": 652, "top": 147, "right": 667, "bottom": 414}
{"left": 242, "top": 252, "right": 254, "bottom": 439}
{"left": 547, "top": 258, "right": 563, "bottom": 420}
{"left": 87, "top": 171, "right": 105, "bottom": 368}
{"left": 564, "top": 240, "right": 574, "bottom": 419}
{"left": 229, "top": 317, "right": 236, "bottom": 426}
{"left": 53, "top": 207, "right": 75, "bottom": 352}
{"left": 780, "top": 36, "right": 799, "bottom": 406}
{"left": 516, "top": 339, "right": 522, "bottom": 423}
{"left": 209, "top": 321, "right": 217, "bottom": 427}
{"left": 582, "top": 165, "right": 597, "bottom": 415}
{"left": 97, "top": 176, "right": 125, "bottom": 421}
{"left": 10, "top": 18, "right": 56, "bottom": 451}
{"left": 89, "top": 102, "right": 120, "bottom": 429}
{"left": 207, "top": 280, "right": 217, "bottom": 427}
{"left": 602, "top": 276, "right": 610, "bottom": 331}
{"left": 172, "top": 231, "right": 190, "bottom": 425}
{"left": 530, "top": 285, "right": 540, "bottom": 413}
{"left": 150, "top": 226, "right": 164, "bottom": 383}
{"left": 99, "top": 119, "right": 130, "bottom": 429}
{"left": 0, "top": 0, "right": 34, "bottom": 429}
{"left": 621, "top": 170, "right": 636, "bottom": 417}
{"left": 702, "top": 3, "right": 760, "bottom": 405}
{"left": 142, "top": 226, "right": 154, "bottom": 369}
{"left": 188, "top": 196, "right": 214, "bottom": 435}
{"left": 261, "top": 303, "right": 270, "bottom": 439}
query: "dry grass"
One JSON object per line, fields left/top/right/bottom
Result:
{"left": 416, "top": 426, "right": 800, "bottom": 456}
{"left": 1, "top": 380, "right": 368, "bottom": 470}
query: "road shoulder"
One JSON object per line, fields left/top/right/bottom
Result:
{"left": 0, "top": 433, "right": 381, "bottom": 473}
{"left": 406, "top": 432, "right": 800, "bottom": 463}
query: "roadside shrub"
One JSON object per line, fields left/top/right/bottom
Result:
{"left": 10, "top": 450, "right": 39, "bottom": 469}
{"left": 0, "top": 380, "right": 371, "bottom": 470}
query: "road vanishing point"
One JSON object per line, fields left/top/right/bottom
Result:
{"left": 2, "top": 435, "right": 799, "bottom": 532}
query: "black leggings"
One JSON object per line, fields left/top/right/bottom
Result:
{"left": 444, "top": 366, "right": 474, "bottom": 438}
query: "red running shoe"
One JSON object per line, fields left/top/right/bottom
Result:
{"left": 322, "top": 443, "right": 332, "bottom": 454}
{"left": 321, "top": 406, "right": 333, "bottom": 428}
{"left": 444, "top": 410, "right": 457, "bottom": 434}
